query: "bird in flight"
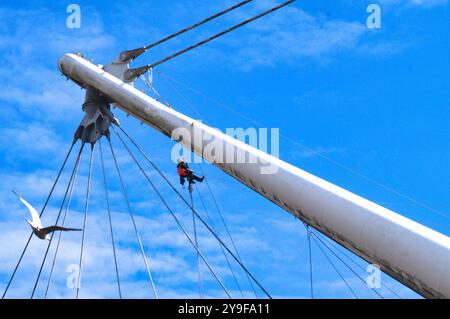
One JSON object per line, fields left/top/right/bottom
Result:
{"left": 13, "top": 191, "right": 82, "bottom": 240}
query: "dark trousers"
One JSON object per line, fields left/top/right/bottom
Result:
{"left": 180, "top": 173, "right": 202, "bottom": 185}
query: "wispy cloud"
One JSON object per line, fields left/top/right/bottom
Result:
{"left": 213, "top": 2, "right": 369, "bottom": 69}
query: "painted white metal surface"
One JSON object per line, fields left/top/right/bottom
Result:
{"left": 59, "top": 53, "right": 450, "bottom": 298}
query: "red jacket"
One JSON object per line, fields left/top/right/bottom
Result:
{"left": 177, "top": 163, "right": 188, "bottom": 177}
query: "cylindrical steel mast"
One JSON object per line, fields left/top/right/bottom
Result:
{"left": 59, "top": 53, "right": 450, "bottom": 298}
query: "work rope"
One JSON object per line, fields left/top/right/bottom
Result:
{"left": 310, "top": 235, "right": 358, "bottom": 298}
{"left": 2, "top": 141, "right": 76, "bottom": 299}
{"left": 147, "top": 1, "right": 296, "bottom": 69}
{"left": 306, "top": 226, "right": 313, "bottom": 299}
{"left": 143, "top": 0, "right": 254, "bottom": 51}
{"left": 112, "top": 128, "right": 232, "bottom": 299}
{"left": 44, "top": 144, "right": 82, "bottom": 299}
{"left": 107, "top": 138, "right": 158, "bottom": 299}
{"left": 76, "top": 144, "right": 94, "bottom": 299}
{"left": 113, "top": 125, "right": 271, "bottom": 299}
{"left": 189, "top": 190, "right": 204, "bottom": 298}
{"left": 31, "top": 142, "right": 85, "bottom": 299}
{"left": 194, "top": 183, "right": 245, "bottom": 298}
{"left": 99, "top": 139, "right": 122, "bottom": 298}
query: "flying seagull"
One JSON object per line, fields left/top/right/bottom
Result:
{"left": 13, "top": 191, "right": 82, "bottom": 240}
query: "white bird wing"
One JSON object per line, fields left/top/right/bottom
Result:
{"left": 13, "top": 192, "right": 42, "bottom": 228}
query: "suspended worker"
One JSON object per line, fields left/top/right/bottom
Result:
{"left": 177, "top": 158, "right": 204, "bottom": 187}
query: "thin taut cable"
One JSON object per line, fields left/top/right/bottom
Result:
{"left": 310, "top": 235, "right": 358, "bottom": 298}
{"left": 99, "top": 139, "right": 122, "bottom": 299}
{"left": 107, "top": 138, "right": 158, "bottom": 299}
{"left": 2, "top": 141, "right": 76, "bottom": 299}
{"left": 31, "top": 142, "right": 85, "bottom": 299}
{"left": 317, "top": 232, "right": 402, "bottom": 298}
{"left": 307, "top": 226, "right": 313, "bottom": 299}
{"left": 44, "top": 146, "right": 82, "bottom": 299}
{"left": 310, "top": 231, "right": 385, "bottom": 299}
{"left": 76, "top": 144, "right": 94, "bottom": 299}
{"left": 190, "top": 191, "right": 204, "bottom": 298}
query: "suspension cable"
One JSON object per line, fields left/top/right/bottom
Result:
{"left": 44, "top": 145, "right": 82, "bottom": 299}
{"left": 194, "top": 183, "right": 245, "bottom": 298}
{"left": 99, "top": 139, "right": 122, "bottom": 299}
{"left": 31, "top": 142, "right": 85, "bottom": 299}
{"left": 316, "top": 231, "right": 402, "bottom": 299}
{"left": 76, "top": 144, "right": 94, "bottom": 299}
{"left": 310, "top": 231, "right": 385, "bottom": 299}
{"left": 143, "top": 0, "right": 253, "bottom": 51}
{"left": 310, "top": 234, "right": 358, "bottom": 298}
{"left": 107, "top": 138, "right": 158, "bottom": 299}
{"left": 114, "top": 125, "right": 271, "bottom": 299}
{"left": 2, "top": 141, "right": 76, "bottom": 299}
{"left": 112, "top": 129, "right": 232, "bottom": 299}
{"left": 306, "top": 226, "right": 313, "bottom": 299}
{"left": 189, "top": 190, "right": 204, "bottom": 298}
{"left": 147, "top": 0, "right": 296, "bottom": 69}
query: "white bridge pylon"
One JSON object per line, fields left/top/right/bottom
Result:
{"left": 59, "top": 53, "right": 450, "bottom": 298}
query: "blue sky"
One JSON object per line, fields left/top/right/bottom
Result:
{"left": 0, "top": 0, "right": 449, "bottom": 299}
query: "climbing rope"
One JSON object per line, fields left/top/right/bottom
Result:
{"left": 107, "top": 138, "right": 158, "bottom": 299}
{"left": 113, "top": 124, "right": 271, "bottom": 299}
{"left": 76, "top": 144, "right": 94, "bottom": 299}
{"left": 99, "top": 139, "right": 122, "bottom": 299}
{"left": 189, "top": 189, "right": 204, "bottom": 298}
{"left": 306, "top": 226, "right": 314, "bottom": 299}
{"left": 2, "top": 141, "right": 76, "bottom": 299}
{"left": 44, "top": 145, "right": 82, "bottom": 299}
{"left": 31, "top": 142, "right": 85, "bottom": 299}
{"left": 112, "top": 128, "right": 232, "bottom": 298}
